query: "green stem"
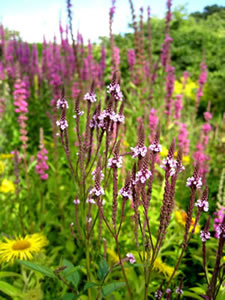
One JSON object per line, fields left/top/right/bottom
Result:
{"left": 86, "top": 239, "right": 92, "bottom": 300}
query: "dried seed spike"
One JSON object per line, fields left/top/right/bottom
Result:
{"left": 112, "top": 70, "right": 118, "bottom": 85}
{"left": 125, "top": 171, "right": 131, "bottom": 186}
{"left": 97, "top": 156, "right": 102, "bottom": 169}
{"left": 117, "top": 75, "right": 121, "bottom": 86}
{"left": 74, "top": 94, "right": 81, "bottom": 113}
{"left": 95, "top": 166, "right": 102, "bottom": 188}
{"left": 114, "top": 139, "right": 121, "bottom": 157}
{"left": 90, "top": 80, "right": 95, "bottom": 94}
{"left": 143, "top": 149, "right": 150, "bottom": 169}
{"left": 119, "top": 99, "right": 125, "bottom": 115}
{"left": 202, "top": 185, "right": 209, "bottom": 202}
{"left": 132, "top": 162, "right": 136, "bottom": 181}
{"left": 138, "top": 118, "right": 145, "bottom": 147}
{"left": 204, "top": 215, "right": 211, "bottom": 232}
{"left": 106, "top": 95, "right": 114, "bottom": 111}
{"left": 193, "top": 162, "right": 200, "bottom": 178}
{"left": 62, "top": 85, "right": 65, "bottom": 98}
{"left": 168, "top": 138, "right": 175, "bottom": 159}
{"left": 177, "top": 148, "right": 183, "bottom": 168}
{"left": 154, "top": 124, "right": 161, "bottom": 144}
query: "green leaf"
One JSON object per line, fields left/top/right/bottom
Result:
{"left": 18, "top": 260, "right": 56, "bottom": 278}
{"left": 83, "top": 282, "right": 99, "bottom": 292}
{"left": 98, "top": 258, "right": 109, "bottom": 281}
{"left": 62, "top": 293, "right": 77, "bottom": 300}
{"left": 102, "top": 282, "right": 125, "bottom": 296}
{"left": 28, "top": 159, "right": 37, "bottom": 172}
{"left": 62, "top": 259, "right": 80, "bottom": 288}
{"left": 183, "top": 291, "right": 204, "bottom": 300}
{"left": 189, "top": 287, "right": 206, "bottom": 295}
{"left": 0, "top": 271, "right": 21, "bottom": 278}
{"left": 0, "top": 281, "right": 23, "bottom": 297}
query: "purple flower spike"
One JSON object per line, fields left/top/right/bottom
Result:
{"left": 186, "top": 176, "right": 202, "bottom": 189}
{"left": 126, "top": 253, "right": 136, "bottom": 264}
{"left": 176, "top": 287, "right": 184, "bottom": 295}
{"left": 200, "top": 230, "right": 210, "bottom": 242}
{"left": 84, "top": 92, "right": 97, "bottom": 103}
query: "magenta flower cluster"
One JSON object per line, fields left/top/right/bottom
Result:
{"left": 13, "top": 79, "right": 29, "bottom": 147}
{"left": 178, "top": 123, "right": 189, "bottom": 155}
{"left": 186, "top": 176, "right": 202, "bottom": 189}
{"left": 35, "top": 147, "right": 49, "bottom": 180}
{"left": 107, "top": 82, "right": 123, "bottom": 101}
{"left": 196, "top": 61, "right": 207, "bottom": 108}
{"left": 213, "top": 207, "right": 225, "bottom": 238}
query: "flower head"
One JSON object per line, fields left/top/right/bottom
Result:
{"left": 155, "top": 290, "right": 162, "bottom": 299}
{"left": 108, "top": 156, "right": 122, "bottom": 169}
{"left": 195, "top": 199, "right": 209, "bottom": 212}
{"left": 107, "top": 83, "right": 123, "bottom": 101}
{"left": 0, "top": 179, "right": 15, "bottom": 193}
{"left": 73, "top": 199, "right": 80, "bottom": 205}
{"left": 160, "top": 157, "right": 177, "bottom": 176}
{"left": 186, "top": 176, "right": 202, "bottom": 189}
{"left": 56, "top": 98, "right": 69, "bottom": 110}
{"left": 130, "top": 145, "right": 147, "bottom": 158}
{"left": 84, "top": 92, "right": 97, "bottom": 103}
{"left": 126, "top": 253, "right": 136, "bottom": 264}
{"left": 200, "top": 230, "right": 210, "bottom": 242}
{"left": 176, "top": 287, "right": 183, "bottom": 295}
{"left": 0, "top": 233, "right": 48, "bottom": 264}
{"left": 149, "top": 143, "right": 162, "bottom": 153}
{"left": 56, "top": 119, "right": 68, "bottom": 131}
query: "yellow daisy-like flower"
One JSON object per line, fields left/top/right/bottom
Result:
{"left": 0, "top": 179, "right": 15, "bottom": 193}
{"left": 153, "top": 257, "right": 175, "bottom": 278}
{"left": 0, "top": 233, "right": 48, "bottom": 264}
{"left": 174, "top": 151, "right": 190, "bottom": 165}
{"left": 174, "top": 78, "right": 198, "bottom": 100}
{"left": 0, "top": 161, "right": 4, "bottom": 174}
{"left": 160, "top": 146, "right": 168, "bottom": 157}
{"left": 0, "top": 153, "right": 14, "bottom": 159}
{"left": 175, "top": 210, "right": 200, "bottom": 233}
{"left": 123, "top": 140, "right": 130, "bottom": 148}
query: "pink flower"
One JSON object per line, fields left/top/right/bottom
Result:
{"left": 126, "top": 253, "right": 136, "bottom": 264}
{"left": 149, "top": 108, "right": 158, "bottom": 132}
{"left": 204, "top": 112, "right": 212, "bottom": 122}
{"left": 200, "top": 230, "right": 210, "bottom": 242}
{"left": 35, "top": 147, "right": 49, "bottom": 181}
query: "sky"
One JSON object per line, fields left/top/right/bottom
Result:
{"left": 0, "top": 0, "right": 224, "bottom": 43}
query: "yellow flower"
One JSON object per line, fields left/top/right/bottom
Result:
{"left": 107, "top": 248, "right": 119, "bottom": 264}
{"left": 160, "top": 146, "right": 168, "bottom": 157}
{"left": 0, "top": 161, "right": 4, "bottom": 174}
{"left": 23, "top": 288, "right": 43, "bottom": 300}
{"left": 174, "top": 78, "right": 198, "bottom": 100}
{"left": 0, "top": 233, "right": 48, "bottom": 264}
{"left": 174, "top": 152, "right": 190, "bottom": 165}
{"left": 182, "top": 155, "right": 190, "bottom": 165}
{"left": 153, "top": 257, "right": 175, "bottom": 278}
{"left": 0, "top": 153, "right": 14, "bottom": 159}
{"left": 123, "top": 140, "right": 130, "bottom": 148}
{"left": 175, "top": 210, "right": 200, "bottom": 233}
{"left": 0, "top": 179, "right": 15, "bottom": 193}
{"left": 142, "top": 252, "right": 175, "bottom": 279}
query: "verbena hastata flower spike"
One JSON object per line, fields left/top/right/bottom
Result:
{"left": 131, "top": 118, "right": 147, "bottom": 167}
{"left": 35, "top": 128, "right": 49, "bottom": 181}
{"left": 57, "top": 88, "right": 75, "bottom": 179}
{"left": 184, "top": 163, "right": 202, "bottom": 245}
{"left": 84, "top": 81, "right": 96, "bottom": 152}
{"left": 206, "top": 216, "right": 225, "bottom": 298}
{"left": 147, "top": 125, "right": 161, "bottom": 202}
{"left": 157, "top": 139, "right": 176, "bottom": 252}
